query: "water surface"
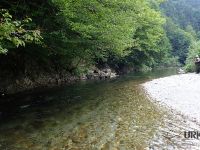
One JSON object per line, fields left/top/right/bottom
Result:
{"left": 0, "top": 68, "right": 185, "bottom": 150}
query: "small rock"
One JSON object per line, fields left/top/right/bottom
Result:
{"left": 118, "top": 117, "right": 122, "bottom": 122}
{"left": 110, "top": 72, "right": 117, "bottom": 78}
{"left": 57, "top": 79, "right": 62, "bottom": 85}
{"left": 20, "top": 105, "right": 30, "bottom": 109}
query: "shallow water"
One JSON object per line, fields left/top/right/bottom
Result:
{"left": 0, "top": 68, "right": 198, "bottom": 150}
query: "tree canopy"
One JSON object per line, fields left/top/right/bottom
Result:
{"left": 1, "top": 0, "right": 198, "bottom": 76}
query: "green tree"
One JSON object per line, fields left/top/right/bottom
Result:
{"left": 185, "top": 41, "right": 200, "bottom": 72}
{"left": 164, "top": 18, "right": 192, "bottom": 64}
{"left": 0, "top": 9, "right": 42, "bottom": 54}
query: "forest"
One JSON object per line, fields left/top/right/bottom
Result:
{"left": 0, "top": 0, "right": 200, "bottom": 93}
{"left": 3, "top": 1, "right": 200, "bottom": 149}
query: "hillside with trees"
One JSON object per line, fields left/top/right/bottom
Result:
{"left": 1, "top": 0, "right": 200, "bottom": 93}
{"left": 160, "top": 0, "right": 200, "bottom": 70}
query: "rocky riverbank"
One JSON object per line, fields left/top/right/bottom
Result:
{"left": 143, "top": 73, "right": 200, "bottom": 122}
{"left": 0, "top": 67, "right": 117, "bottom": 95}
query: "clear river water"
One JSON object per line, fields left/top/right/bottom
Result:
{"left": 1, "top": 68, "right": 200, "bottom": 150}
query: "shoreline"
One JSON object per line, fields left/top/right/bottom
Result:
{"left": 143, "top": 73, "right": 200, "bottom": 122}
{"left": 142, "top": 74, "right": 200, "bottom": 149}
{"left": 0, "top": 67, "right": 118, "bottom": 97}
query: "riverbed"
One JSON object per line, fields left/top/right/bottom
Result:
{"left": 0, "top": 69, "right": 200, "bottom": 150}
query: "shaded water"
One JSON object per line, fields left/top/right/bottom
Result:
{"left": 0, "top": 68, "right": 195, "bottom": 150}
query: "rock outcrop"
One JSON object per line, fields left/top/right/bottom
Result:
{"left": 85, "top": 68, "right": 117, "bottom": 80}
{"left": 0, "top": 67, "right": 118, "bottom": 95}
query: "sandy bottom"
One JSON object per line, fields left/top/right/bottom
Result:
{"left": 143, "top": 73, "right": 200, "bottom": 122}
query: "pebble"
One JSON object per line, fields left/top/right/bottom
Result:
{"left": 20, "top": 105, "right": 30, "bottom": 109}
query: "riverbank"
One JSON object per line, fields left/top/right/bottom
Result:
{"left": 143, "top": 73, "right": 200, "bottom": 122}
{"left": 0, "top": 67, "right": 117, "bottom": 95}
{"left": 142, "top": 73, "right": 200, "bottom": 149}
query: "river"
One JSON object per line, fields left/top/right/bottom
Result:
{"left": 0, "top": 68, "right": 199, "bottom": 150}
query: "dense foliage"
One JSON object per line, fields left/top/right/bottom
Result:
{"left": 2, "top": 0, "right": 200, "bottom": 77}
{"left": 185, "top": 41, "right": 200, "bottom": 72}
{"left": 161, "top": 0, "right": 200, "bottom": 32}
{"left": 0, "top": 0, "right": 172, "bottom": 76}
{"left": 161, "top": 0, "right": 200, "bottom": 71}
{"left": 163, "top": 18, "right": 192, "bottom": 64}
{"left": 0, "top": 9, "right": 41, "bottom": 54}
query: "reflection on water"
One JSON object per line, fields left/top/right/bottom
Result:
{"left": 1, "top": 68, "right": 198, "bottom": 150}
